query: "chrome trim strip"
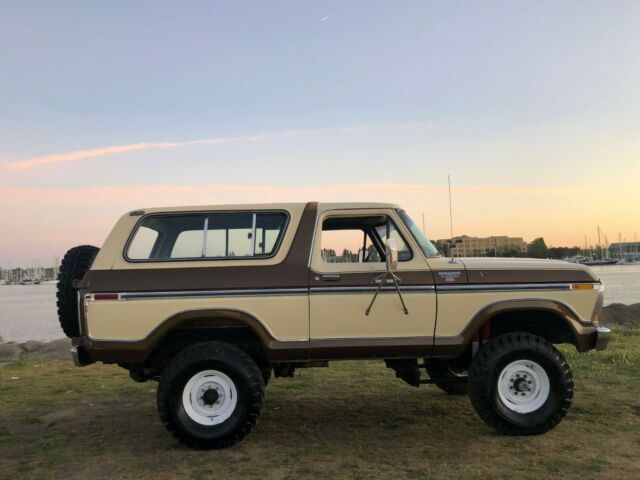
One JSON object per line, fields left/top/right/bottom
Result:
{"left": 310, "top": 285, "right": 435, "bottom": 293}
{"left": 250, "top": 212, "right": 257, "bottom": 255}
{"left": 88, "top": 282, "right": 581, "bottom": 302}
{"left": 437, "top": 283, "right": 574, "bottom": 292}
{"left": 118, "top": 288, "right": 308, "bottom": 300}
{"left": 90, "top": 285, "right": 436, "bottom": 301}
{"left": 201, "top": 217, "right": 209, "bottom": 257}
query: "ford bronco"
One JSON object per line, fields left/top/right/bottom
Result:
{"left": 56, "top": 202, "right": 610, "bottom": 449}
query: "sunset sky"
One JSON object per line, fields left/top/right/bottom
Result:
{"left": 1, "top": 1, "right": 639, "bottom": 266}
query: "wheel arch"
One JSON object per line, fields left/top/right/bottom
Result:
{"left": 463, "top": 299, "right": 594, "bottom": 352}
{"left": 83, "top": 307, "right": 285, "bottom": 367}
{"left": 142, "top": 308, "right": 279, "bottom": 360}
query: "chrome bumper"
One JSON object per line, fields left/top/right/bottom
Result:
{"left": 595, "top": 326, "right": 611, "bottom": 351}
{"left": 70, "top": 345, "right": 93, "bottom": 367}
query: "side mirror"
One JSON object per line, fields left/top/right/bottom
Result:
{"left": 386, "top": 239, "right": 398, "bottom": 272}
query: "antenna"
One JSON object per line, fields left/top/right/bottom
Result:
{"left": 422, "top": 213, "right": 426, "bottom": 234}
{"left": 448, "top": 175, "right": 454, "bottom": 240}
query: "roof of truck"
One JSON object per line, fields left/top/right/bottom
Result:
{"left": 134, "top": 202, "right": 401, "bottom": 214}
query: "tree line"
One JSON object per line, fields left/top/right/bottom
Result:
{"left": 499, "top": 237, "right": 582, "bottom": 259}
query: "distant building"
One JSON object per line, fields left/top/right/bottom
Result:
{"left": 608, "top": 242, "right": 640, "bottom": 261}
{"left": 436, "top": 235, "right": 528, "bottom": 258}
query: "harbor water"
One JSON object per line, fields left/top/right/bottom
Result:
{"left": 1, "top": 265, "right": 639, "bottom": 343}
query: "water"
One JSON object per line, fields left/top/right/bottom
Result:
{"left": 0, "top": 283, "right": 63, "bottom": 343}
{"left": 589, "top": 264, "right": 640, "bottom": 306}
{"left": 1, "top": 265, "right": 639, "bottom": 343}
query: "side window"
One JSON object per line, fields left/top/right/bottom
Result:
{"left": 320, "top": 215, "right": 412, "bottom": 264}
{"left": 171, "top": 230, "right": 204, "bottom": 258}
{"left": 205, "top": 213, "right": 253, "bottom": 257}
{"left": 126, "top": 211, "right": 288, "bottom": 261}
{"left": 127, "top": 226, "right": 158, "bottom": 260}
{"left": 373, "top": 223, "right": 412, "bottom": 261}
{"left": 204, "top": 212, "right": 287, "bottom": 257}
{"left": 321, "top": 229, "right": 378, "bottom": 263}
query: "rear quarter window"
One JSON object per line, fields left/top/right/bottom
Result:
{"left": 127, "top": 226, "right": 158, "bottom": 260}
{"left": 125, "top": 211, "right": 289, "bottom": 261}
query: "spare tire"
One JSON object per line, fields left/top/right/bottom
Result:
{"left": 56, "top": 245, "right": 99, "bottom": 338}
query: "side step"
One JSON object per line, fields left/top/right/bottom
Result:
{"left": 385, "top": 359, "right": 465, "bottom": 387}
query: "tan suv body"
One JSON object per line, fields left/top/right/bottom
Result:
{"left": 58, "top": 202, "right": 610, "bottom": 448}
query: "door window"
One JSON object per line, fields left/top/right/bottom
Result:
{"left": 320, "top": 215, "right": 412, "bottom": 264}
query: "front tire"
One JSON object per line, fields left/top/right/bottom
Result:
{"left": 157, "top": 341, "right": 264, "bottom": 449}
{"left": 468, "top": 333, "right": 573, "bottom": 435}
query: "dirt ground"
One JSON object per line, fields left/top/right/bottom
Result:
{"left": 0, "top": 329, "right": 639, "bottom": 480}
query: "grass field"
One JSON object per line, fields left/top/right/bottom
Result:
{"left": 1, "top": 330, "right": 639, "bottom": 480}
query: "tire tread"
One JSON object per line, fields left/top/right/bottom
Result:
{"left": 468, "top": 332, "right": 573, "bottom": 435}
{"left": 56, "top": 245, "right": 99, "bottom": 338}
{"left": 157, "top": 341, "right": 264, "bottom": 450}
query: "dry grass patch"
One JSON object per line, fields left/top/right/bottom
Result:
{"left": 0, "top": 330, "right": 639, "bottom": 480}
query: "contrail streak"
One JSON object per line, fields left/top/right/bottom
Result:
{"left": 2, "top": 129, "right": 318, "bottom": 170}
{"left": 2, "top": 123, "right": 429, "bottom": 170}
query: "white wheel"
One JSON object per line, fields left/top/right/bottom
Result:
{"left": 496, "top": 359, "right": 550, "bottom": 414}
{"left": 181, "top": 370, "right": 238, "bottom": 426}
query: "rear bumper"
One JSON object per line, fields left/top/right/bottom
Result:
{"left": 594, "top": 326, "right": 611, "bottom": 351}
{"left": 70, "top": 345, "right": 94, "bottom": 367}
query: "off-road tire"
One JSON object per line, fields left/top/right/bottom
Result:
{"left": 468, "top": 333, "right": 573, "bottom": 435}
{"left": 261, "top": 367, "right": 272, "bottom": 387}
{"left": 425, "top": 362, "right": 468, "bottom": 395}
{"left": 157, "top": 341, "right": 265, "bottom": 449}
{"left": 56, "top": 245, "right": 99, "bottom": 338}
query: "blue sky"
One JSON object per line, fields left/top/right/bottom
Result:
{"left": 1, "top": 1, "right": 639, "bottom": 263}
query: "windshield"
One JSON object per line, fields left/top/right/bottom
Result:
{"left": 396, "top": 209, "right": 440, "bottom": 257}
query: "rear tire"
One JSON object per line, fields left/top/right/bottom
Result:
{"left": 468, "top": 333, "right": 573, "bottom": 435}
{"left": 56, "top": 245, "right": 99, "bottom": 338}
{"left": 157, "top": 341, "right": 265, "bottom": 449}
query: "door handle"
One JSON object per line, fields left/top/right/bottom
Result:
{"left": 320, "top": 274, "right": 341, "bottom": 281}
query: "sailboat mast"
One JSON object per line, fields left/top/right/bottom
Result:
{"left": 619, "top": 233, "right": 623, "bottom": 261}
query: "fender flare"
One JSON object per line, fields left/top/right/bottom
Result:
{"left": 83, "top": 308, "right": 296, "bottom": 364}
{"left": 461, "top": 298, "right": 595, "bottom": 351}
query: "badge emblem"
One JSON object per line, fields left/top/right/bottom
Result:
{"left": 438, "top": 271, "right": 461, "bottom": 283}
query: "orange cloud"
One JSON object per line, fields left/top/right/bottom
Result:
{"left": 0, "top": 182, "right": 600, "bottom": 266}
